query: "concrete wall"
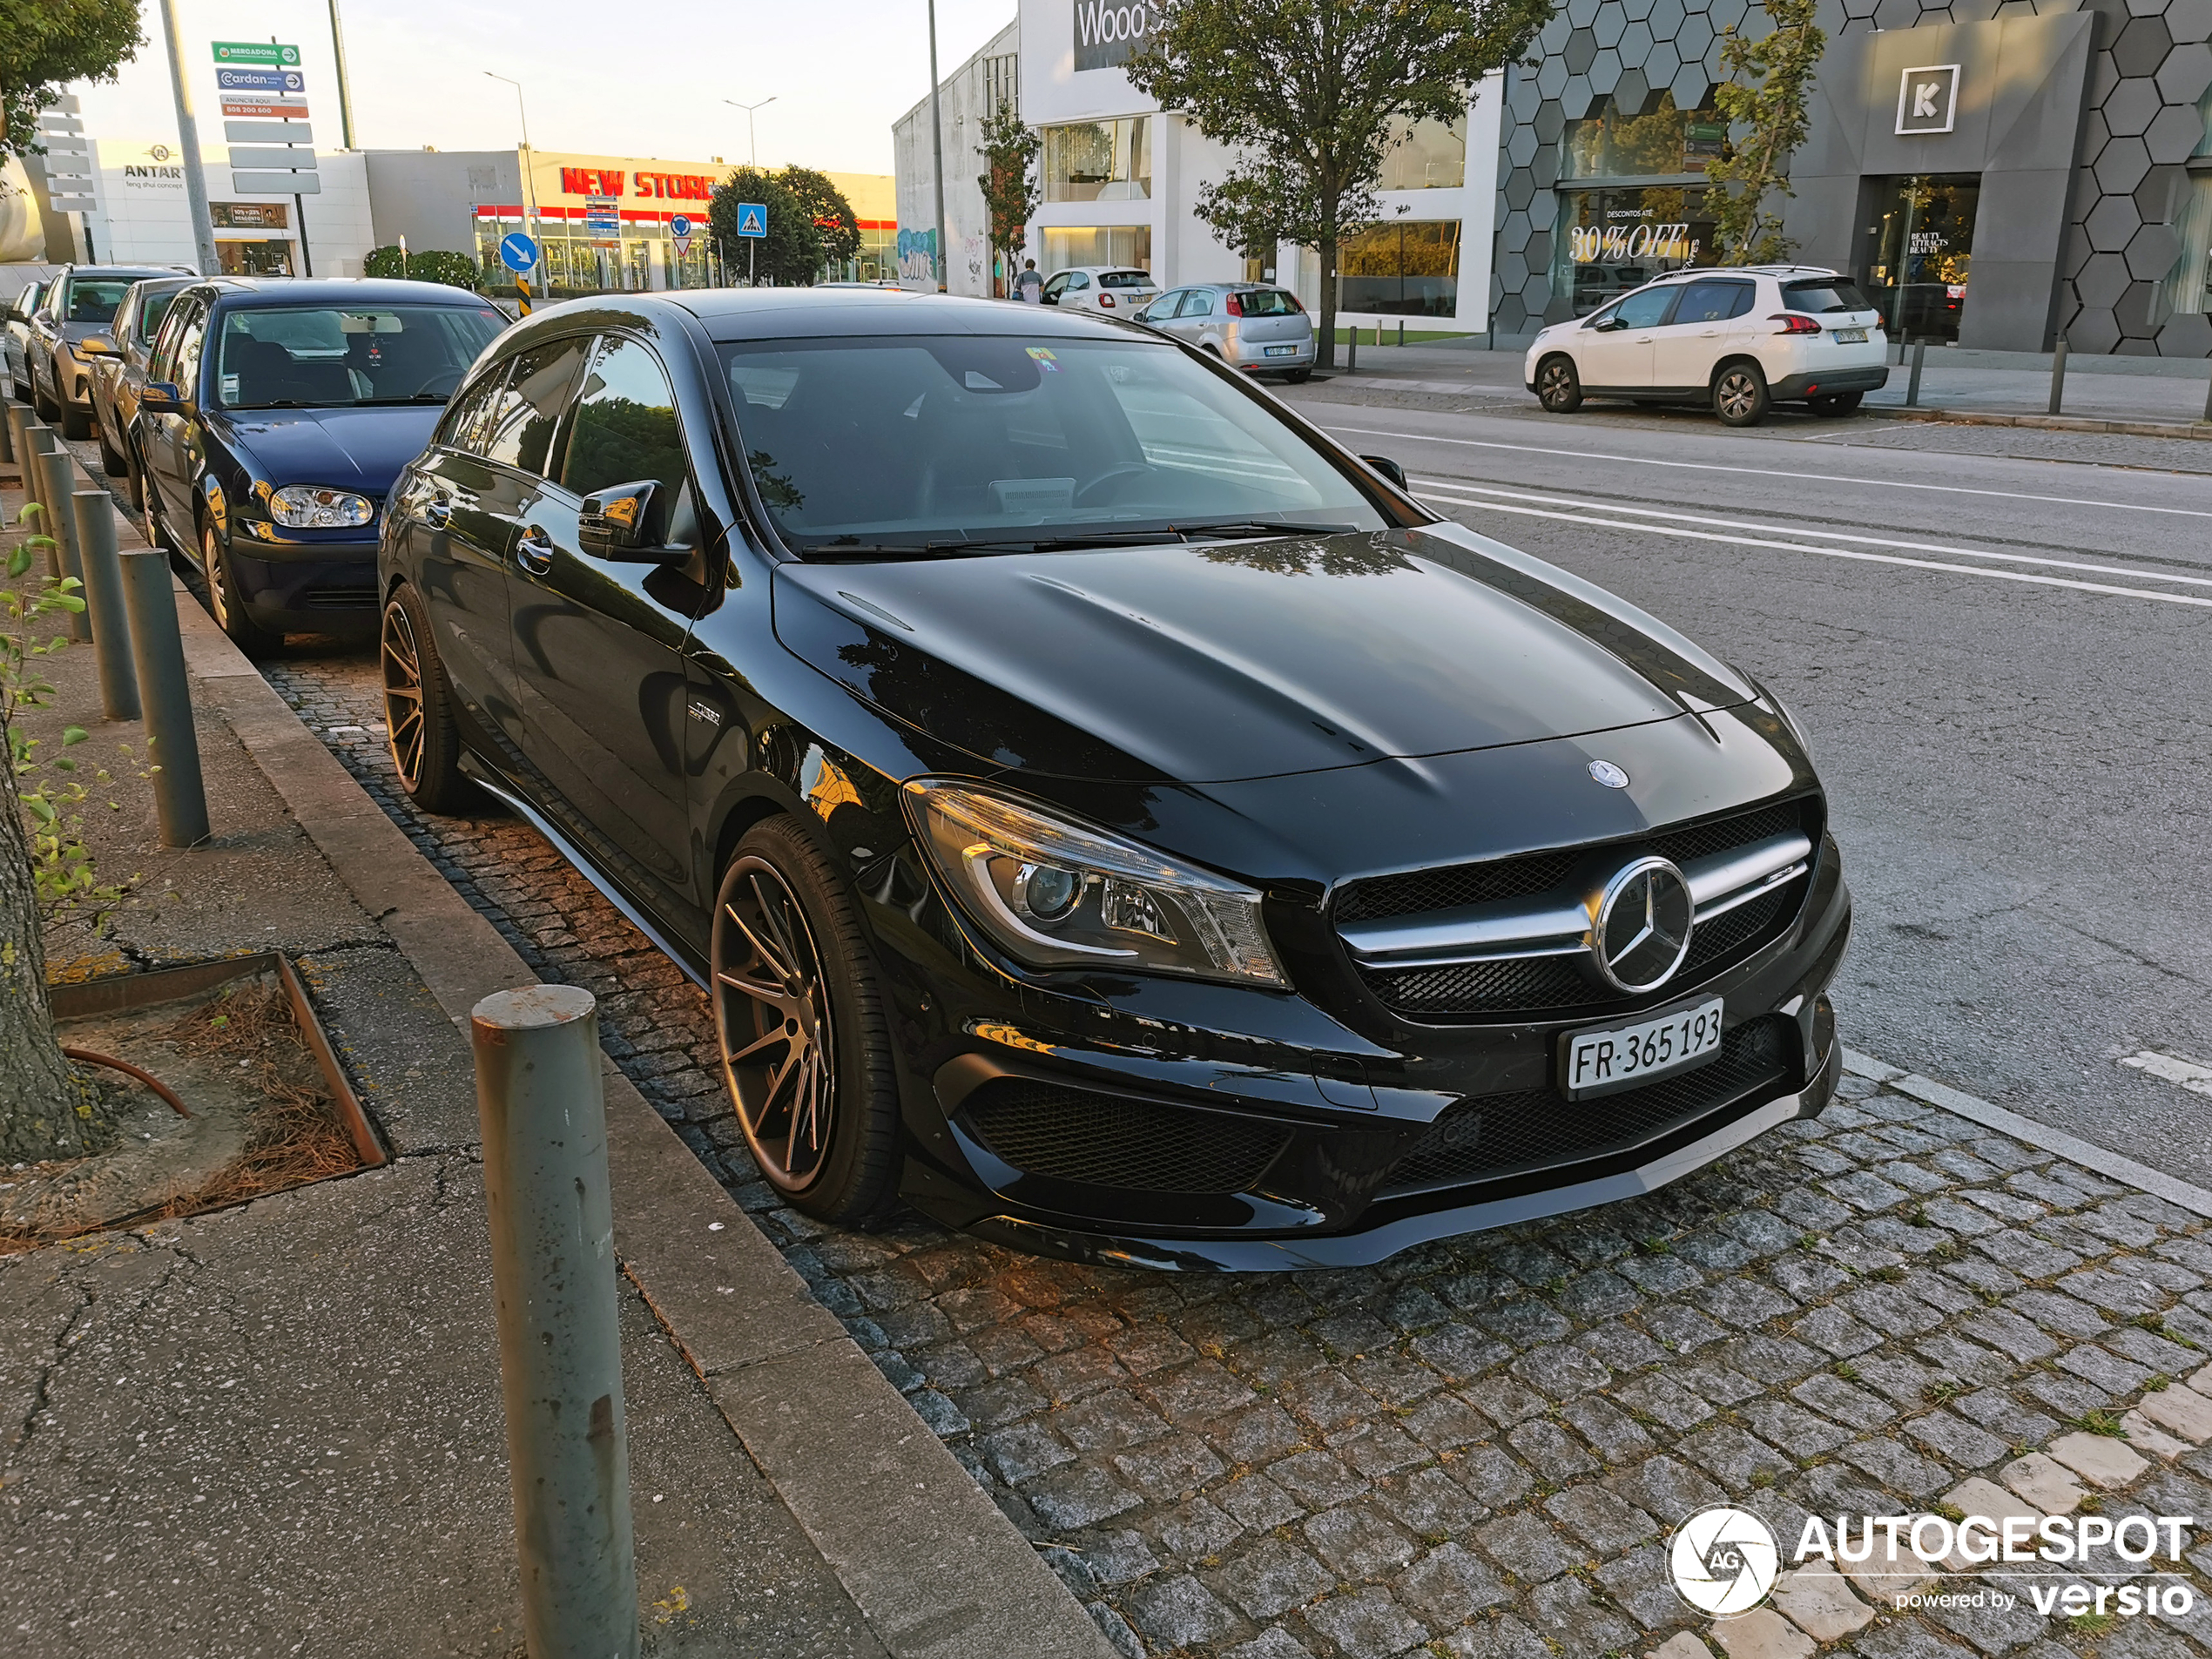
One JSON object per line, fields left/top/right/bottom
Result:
{"left": 896, "top": 19, "right": 1022, "bottom": 292}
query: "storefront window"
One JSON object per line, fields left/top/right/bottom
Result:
{"left": 1042, "top": 226, "right": 1153, "bottom": 275}
{"left": 1554, "top": 187, "right": 1713, "bottom": 314}
{"left": 1339, "top": 220, "right": 1460, "bottom": 316}
{"left": 218, "top": 240, "right": 294, "bottom": 276}
{"left": 1858, "top": 174, "right": 1979, "bottom": 342}
{"left": 2161, "top": 178, "right": 2212, "bottom": 314}
{"left": 1564, "top": 94, "right": 1724, "bottom": 180}
{"left": 1043, "top": 118, "right": 1151, "bottom": 203}
{"left": 1379, "top": 116, "right": 1467, "bottom": 191}
{"left": 212, "top": 201, "right": 289, "bottom": 231}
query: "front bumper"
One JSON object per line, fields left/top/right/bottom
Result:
{"left": 879, "top": 819, "right": 1851, "bottom": 1270}
{"left": 226, "top": 531, "right": 381, "bottom": 631}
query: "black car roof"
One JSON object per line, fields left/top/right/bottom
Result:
{"left": 187, "top": 276, "right": 495, "bottom": 308}
{"left": 61, "top": 265, "right": 189, "bottom": 280}
{"left": 667, "top": 288, "right": 1158, "bottom": 345}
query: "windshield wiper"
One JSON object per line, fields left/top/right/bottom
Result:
{"left": 1171, "top": 520, "right": 1358, "bottom": 539}
{"left": 354, "top": 395, "right": 452, "bottom": 405}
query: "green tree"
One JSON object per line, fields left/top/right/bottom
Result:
{"left": 780, "top": 166, "right": 861, "bottom": 275}
{"left": 0, "top": 0, "right": 143, "bottom": 162}
{"left": 363, "top": 246, "right": 485, "bottom": 291}
{"left": 1125, "top": 0, "right": 1548, "bottom": 366}
{"left": 708, "top": 165, "right": 832, "bottom": 287}
{"left": 975, "top": 105, "right": 1042, "bottom": 297}
{"left": 1706, "top": 0, "right": 1825, "bottom": 266}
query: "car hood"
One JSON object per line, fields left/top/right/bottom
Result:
{"left": 772, "top": 523, "right": 1756, "bottom": 786}
{"left": 210, "top": 404, "right": 445, "bottom": 496}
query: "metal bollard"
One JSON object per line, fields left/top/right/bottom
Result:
{"left": 17, "top": 421, "right": 56, "bottom": 545}
{"left": 1398, "top": 320, "right": 1406, "bottom": 348}
{"left": 2048, "top": 337, "right": 2067, "bottom": 416}
{"left": 0, "top": 398, "right": 15, "bottom": 465}
{"left": 1905, "top": 339, "right": 1926, "bottom": 408}
{"left": 118, "top": 550, "right": 210, "bottom": 846}
{"left": 2202, "top": 367, "right": 2212, "bottom": 425}
{"left": 472, "top": 984, "right": 639, "bottom": 1659}
{"left": 37, "top": 448, "right": 92, "bottom": 641}
{"left": 71, "top": 492, "right": 139, "bottom": 721}
{"left": 1347, "top": 325, "right": 1358, "bottom": 373}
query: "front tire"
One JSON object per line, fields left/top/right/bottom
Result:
{"left": 200, "top": 520, "right": 280, "bottom": 655}
{"left": 98, "top": 418, "right": 127, "bottom": 477}
{"left": 711, "top": 817, "right": 900, "bottom": 1224}
{"left": 1536, "top": 355, "right": 1582, "bottom": 413}
{"left": 59, "top": 399, "right": 91, "bottom": 441}
{"left": 381, "top": 584, "right": 471, "bottom": 813}
{"left": 1714, "top": 362, "right": 1770, "bottom": 428}
{"left": 1809, "top": 390, "right": 1864, "bottom": 417}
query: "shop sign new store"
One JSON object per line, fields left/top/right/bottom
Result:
{"left": 1073, "top": 0, "right": 1164, "bottom": 71}
{"left": 556, "top": 166, "right": 720, "bottom": 202}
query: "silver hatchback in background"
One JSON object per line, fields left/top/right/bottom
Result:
{"left": 1138, "top": 282, "right": 1315, "bottom": 382}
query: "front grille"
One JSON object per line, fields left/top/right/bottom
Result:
{"left": 1380, "top": 1015, "right": 1795, "bottom": 1196}
{"left": 962, "top": 1080, "right": 1291, "bottom": 1195}
{"left": 301, "top": 585, "right": 378, "bottom": 610}
{"left": 1337, "top": 799, "right": 1806, "bottom": 926}
{"left": 1343, "top": 798, "right": 1815, "bottom": 1020}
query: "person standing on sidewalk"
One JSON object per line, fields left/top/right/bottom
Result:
{"left": 1015, "top": 260, "right": 1043, "bottom": 304}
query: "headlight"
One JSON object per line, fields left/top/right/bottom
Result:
{"left": 1743, "top": 671, "right": 1814, "bottom": 758}
{"left": 269, "top": 485, "right": 374, "bottom": 529}
{"left": 904, "top": 780, "right": 1287, "bottom": 987}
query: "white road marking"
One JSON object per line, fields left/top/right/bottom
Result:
{"left": 2120, "top": 1050, "right": 2212, "bottom": 1098}
{"left": 1418, "top": 495, "right": 2212, "bottom": 610}
{"left": 1321, "top": 421, "right": 2212, "bottom": 520}
{"left": 1414, "top": 478, "right": 2212, "bottom": 590}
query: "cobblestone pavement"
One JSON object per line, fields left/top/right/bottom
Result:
{"left": 253, "top": 642, "right": 2212, "bottom": 1659}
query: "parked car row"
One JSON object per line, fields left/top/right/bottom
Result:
{"left": 10, "top": 273, "right": 1851, "bottom": 1268}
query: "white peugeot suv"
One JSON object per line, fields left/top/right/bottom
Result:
{"left": 1524, "top": 266, "right": 1888, "bottom": 427}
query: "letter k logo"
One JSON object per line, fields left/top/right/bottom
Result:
{"left": 1913, "top": 82, "right": 1939, "bottom": 118}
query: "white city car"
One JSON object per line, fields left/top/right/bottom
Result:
{"left": 1524, "top": 266, "right": 1889, "bottom": 428}
{"left": 1039, "top": 266, "right": 1160, "bottom": 316}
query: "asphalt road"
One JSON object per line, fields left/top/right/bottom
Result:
{"left": 1282, "top": 381, "right": 2212, "bottom": 1189}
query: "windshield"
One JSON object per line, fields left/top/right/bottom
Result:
{"left": 64, "top": 279, "right": 137, "bottom": 325}
{"left": 720, "top": 334, "right": 1392, "bottom": 554}
{"left": 1782, "top": 279, "right": 1874, "bottom": 314}
{"left": 212, "top": 303, "right": 505, "bottom": 409}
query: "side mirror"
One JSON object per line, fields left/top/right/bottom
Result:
{"left": 79, "top": 334, "right": 118, "bottom": 359}
{"left": 139, "top": 381, "right": 182, "bottom": 414}
{"left": 579, "top": 478, "right": 686, "bottom": 562}
{"left": 1359, "top": 455, "right": 1408, "bottom": 489}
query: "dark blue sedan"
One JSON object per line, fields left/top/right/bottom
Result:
{"left": 132, "top": 277, "right": 506, "bottom": 651}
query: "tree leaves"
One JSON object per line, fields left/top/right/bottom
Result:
{"left": 706, "top": 165, "right": 862, "bottom": 287}
{"left": 1707, "top": 0, "right": 1825, "bottom": 266}
{"left": 975, "top": 105, "right": 1043, "bottom": 289}
{"left": 0, "top": 0, "right": 145, "bottom": 162}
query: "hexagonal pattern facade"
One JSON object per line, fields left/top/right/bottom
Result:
{"left": 1489, "top": 0, "right": 2212, "bottom": 353}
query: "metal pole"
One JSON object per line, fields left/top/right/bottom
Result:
{"left": 471, "top": 984, "right": 639, "bottom": 1659}
{"left": 71, "top": 492, "right": 139, "bottom": 722}
{"left": 118, "top": 550, "right": 210, "bottom": 847}
{"left": 1347, "top": 325, "right": 1358, "bottom": 373}
{"left": 327, "top": 0, "right": 358, "bottom": 152}
{"left": 37, "top": 449, "right": 92, "bottom": 642}
{"left": 0, "top": 398, "right": 15, "bottom": 466}
{"left": 17, "top": 422, "right": 57, "bottom": 567}
{"left": 2048, "top": 336, "right": 2068, "bottom": 416}
{"left": 158, "top": 0, "right": 221, "bottom": 276}
{"left": 927, "top": 0, "right": 949, "bottom": 293}
{"left": 1906, "top": 338, "right": 1925, "bottom": 408}
{"left": 2202, "top": 366, "right": 2212, "bottom": 425}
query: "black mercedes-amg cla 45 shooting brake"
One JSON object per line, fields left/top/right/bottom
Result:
{"left": 379, "top": 290, "right": 1850, "bottom": 1270}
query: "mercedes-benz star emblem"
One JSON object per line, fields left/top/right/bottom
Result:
{"left": 1587, "top": 759, "right": 1630, "bottom": 788}
{"left": 1589, "top": 856, "right": 1695, "bottom": 992}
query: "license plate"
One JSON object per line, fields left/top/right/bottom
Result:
{"left": 1265, "top": 345, "right": 1299, "bottom": 357}
{"left": 1835, "top": 327, "right": 1868, "bottom": 343}
{"left": 1563, "top": 997, "right": 1725, "bottom": 1099}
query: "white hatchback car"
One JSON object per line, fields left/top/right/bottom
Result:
{"left": 1524, "top": 266, "right": 1888, "bottom": 426}
{"left": 1039, "top": 266, "right": 1159, "bottom": 316}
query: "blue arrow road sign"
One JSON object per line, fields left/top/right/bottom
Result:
{"left": 215, "top": 67, "right": 307, "bottom": 94}
{"left": 500, "top": 232, "right": 540, "bottom": 273}
{"left": 736, "top": 202, "right": 767, "bottom": 239}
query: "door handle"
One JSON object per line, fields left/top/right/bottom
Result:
{"left": 1700, "top": 329, "right": 1720, "bottom": 337}
{"left": 422, "top": 500, "right": 451, "bottom": 529}
{"left": 515, "top": 531, "right": 555, "bottom": 575}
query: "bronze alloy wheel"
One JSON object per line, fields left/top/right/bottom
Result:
{"left": 713, "top": 854, "right": 839, "bottom": 1193}
{"left": 381, "top": 597, "right": 428, "bottom": 792}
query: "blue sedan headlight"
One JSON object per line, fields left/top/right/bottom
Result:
{"left": 270, "top": 485, "right": 374, "bottom": 529}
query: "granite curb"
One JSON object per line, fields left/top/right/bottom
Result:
{"left": 63, "top": 463, "right": 1113, "bottom": 1658}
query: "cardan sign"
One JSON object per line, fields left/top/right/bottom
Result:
{"left": 1074, "top": 0, "right": 1165, "bottom": 71}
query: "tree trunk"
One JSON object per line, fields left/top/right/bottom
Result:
{"left": 0, "top": 732, "right": 108, "bottom": 1161}
{"left": 1318, "top": 226, "right": 1339, "bottom": 373}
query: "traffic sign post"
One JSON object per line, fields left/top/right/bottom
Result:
{"left": 736, "top": 202, "right": 765, "bottom": 286}
{"left": 221, "top": 53, "right": 316, "bottom": 275}
{"left": 500, "top": 232, "right": 540, "bottom": 273}
{"left": 584, "top": 196, "right": 621, "bottom": 240}
{"left": 212, "top": 41, "right": 300, "bottom": 66}
{"left": 215, "top": 67, "right": 307, "bottom": 96}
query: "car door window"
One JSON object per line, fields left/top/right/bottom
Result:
{"left": 138, "top": 291, "right": 179, "bottom": 344}
{"left": 1066, "top": 273, "right": 1092, "bottom": 292}
{"left": 148, "top": 296, "right": 196, "bottom": 381}
{"left": 1042, "top": 274, "right": 1069, "bottom": 304}
{"left": 1668, "top": 280, "right": 1754, "bottom": 324}
{"left": 1150, "top": 290, "right": 1186, "bottom": 320}
{"left": 559, "top": 336, "right": 688, "bottom": 502}
{"left": 483, "top": 335, "right": 591, "bottom": 476}
{"left": 438, "top": 361, "right": 511, "bottom": 455}
{"left": 1184, "top": 291, "right": 1215, "bottom": 319}
{"left": 171, "top": 307, "right": 209, "bottom": 399}
{"left": 1614, "top": 286, "right": 1679, "bottom": 329}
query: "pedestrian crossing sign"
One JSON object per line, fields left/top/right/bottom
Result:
{"left": 736, "top": 202, "right": 767, "bottom": 239}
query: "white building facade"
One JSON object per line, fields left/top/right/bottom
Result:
{"left": 896, "top": 4, "right": 1502, "bottom": 334}
{"left": 89, "top": 139, "right": 375, "bottom": 277}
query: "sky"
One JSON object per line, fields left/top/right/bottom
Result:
{"left": 71, "top": 0, "right": 1016, "bottom": 176}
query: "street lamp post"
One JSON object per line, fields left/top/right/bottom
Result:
{"left": 156, "top": 0, "right": 219, "bottom": 276}
{"left": 484, "top": 72, "right": 543, "bottom": 295}
{"left": 724, "top": 98, "right": 776, "bottom": 167}
{"left": 927, "top": 0, "right": 949, "bottom": 293}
